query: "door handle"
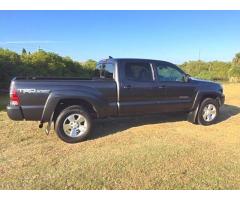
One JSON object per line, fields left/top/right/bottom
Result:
{"left": 158, "top": 85, "right": 166, "bottom": 89}
{"left": 123, "top": 85, "right": 131, "bottom": 89}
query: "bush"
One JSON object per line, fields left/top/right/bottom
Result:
{"left": 180, "top": 60, "right": 232, "bottom": 81}
{"left": 0, "top": 48, "right": 96, "bottom": 89}
{"left": 196, "top": 71, "right": 214, "bottom": 80}
{"left": 228, "top": 65, "right": 240, "bottom": 82}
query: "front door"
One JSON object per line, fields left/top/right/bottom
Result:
{"left": 118, "top": 61, "right": 161, "bottom": 116}
{"left": 154, "top": 62, "right": 196, "bottom": 112}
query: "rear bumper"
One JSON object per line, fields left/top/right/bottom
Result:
{"left": 6, "top": 105, "right": 24, "bottom": 120}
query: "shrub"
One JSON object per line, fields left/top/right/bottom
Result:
{"left": 228, "top": 65, "right": 240, "bottom": 82}
{"left": 0, "top": 48, "right": 96, "bottom": 88}
{"left": 180, "top": 60, "right": 232, "bottom": 81}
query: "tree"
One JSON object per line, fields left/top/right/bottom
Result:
{"left": 228, "top": 65, "right": 240, "bottom": 82}
{"left": 233, "top": 52, "right": 240, "bottom": 65}
{"left": 180, "top": 60, "right": 231, "bottom": 81}
{"left": 22, "top": 48, "right": 27, "bottom": 55}
{"left": 81, "top": 59, "right": 97, "bottom": 77}
{"left": 82, "top": 59, "right": 97, "bottom": 70}
{"left": 228, "top": 52, "right": 240, "bottom": 82}
{"left": 0, "top": 48, "right": 21, "bottom": 88}
{"left": 0, "top": 48, "right": 98, "bottom": 88}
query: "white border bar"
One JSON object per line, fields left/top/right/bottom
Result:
{"left": 1, "top": 0, "right": 240, "bottom": 10}
{"left": 1, "top": 190, "right": 240, "bottom": 200}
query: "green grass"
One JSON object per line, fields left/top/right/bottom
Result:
{"left": 0, "top": 84, "right": 240, "bottom": 189}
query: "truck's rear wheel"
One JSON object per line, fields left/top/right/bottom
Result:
{"left": 55, "top": 106, "right": 92, "bottom": 143}
{"left": 197, "top": 98, "right": 219, "bottom": 126}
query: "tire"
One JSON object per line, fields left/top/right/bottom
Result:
{"left": 55, "top": 105, "right": 92, "bottom": 143}
{"left": 197, "top": 98, "right": 219, "bottom": 126}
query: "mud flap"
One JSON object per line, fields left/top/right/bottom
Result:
{"left": 45, "top": 112, "right": 54, "bottom": 135}
{"left": 187, "top": 104, "right": 200, "bottom": 124}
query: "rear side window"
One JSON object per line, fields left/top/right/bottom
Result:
{"left": 94, "top": 63, "right": 114, "bottom": 79}
{"left": 125, "top": 62, "right": 153, "bottom": 81}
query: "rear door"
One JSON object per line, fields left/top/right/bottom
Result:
{"left": 154, "top": 62, "right": 196, "bottom": 112}
{"left": 118, "top": 60, "right": 162, "bottom": 115}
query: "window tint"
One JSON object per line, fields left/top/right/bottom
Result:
{"left": 125, "top": 62, "right": 153, "bottom": 81}
{"left": 94, "top": 63, "right": 114, "bottom": 79}
{"left": 156, "top": 64, "right": 185, "bottom": 82}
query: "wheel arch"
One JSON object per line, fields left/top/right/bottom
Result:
{"left": 41, "top": 90, "right": 109, "bottom": 123}
{"left": 53, "top": 98, "right": 98, "bottom": 122}
{"left": 188, "top": 91, "right": 221, "bottom": 124}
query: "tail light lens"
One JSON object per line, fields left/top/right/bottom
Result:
{"left": 10, "top": 87, "right": 20, "bottom": 106}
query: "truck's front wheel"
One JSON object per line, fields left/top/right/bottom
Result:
{"left": 197, "top": 98, "right": 219, "bottom": 126}
{"left": 55, "top": 106, "right": 92, "bottom": 143}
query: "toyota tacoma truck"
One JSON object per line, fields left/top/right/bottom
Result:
{"left": 7, "top": 58, "right": 225, "bottom": 143}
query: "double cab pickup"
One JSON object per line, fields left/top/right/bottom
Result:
{"left": 7, "top": 58, "right": 225, "bottom": 143}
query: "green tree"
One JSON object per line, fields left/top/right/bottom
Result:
{"left": 0, "top": 48, "right": 21, "bottom": 88}
{"left": 82, "top": 59, "right": 97, "bottom": 70}
{"left": 229, "top": 52, "right": 240, "bottom": 82}
{"left": 82, "top": 59, "right": 97, "bottom": 77}
{"left": 180, "top": 60, "right": 231, "bottom": 81}
{"left": 0, "top": 48, "right": 97, "bottom": 88}
{"left": 228, "top": 65, "right": 240, "bottom": 82}
{"left": 233, "top": 52, "right": 240, "bottom": 65}
{"left": 22, "top": 48, "right": 27, "bottom": 55}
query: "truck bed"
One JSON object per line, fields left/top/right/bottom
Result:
{"left": 10, "top": 77, "right": 118, "bottom": 121}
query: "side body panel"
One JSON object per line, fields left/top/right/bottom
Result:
{"left": 156, "top": 81, "right": 197, "bottom": 112}
{"left": 13, "top": 79, "right": 117, "bottom": 121}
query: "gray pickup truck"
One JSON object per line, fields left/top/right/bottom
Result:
{"left": 7, "top": 58, "right": 225, "bottom": 143}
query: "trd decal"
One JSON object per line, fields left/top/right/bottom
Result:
{"left": 18, "top": 88, "right": 50, "bottom": 94}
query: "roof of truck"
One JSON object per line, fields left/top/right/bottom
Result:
{"left": 98, "top": 58, "right": 175, "bottom": 65}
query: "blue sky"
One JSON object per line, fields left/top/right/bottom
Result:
{"left": 0, "top": 11, "right": 239, "bottom": 64}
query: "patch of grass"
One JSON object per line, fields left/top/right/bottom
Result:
{"left": 0, "top": 84, "right": 240, "bottom": 189}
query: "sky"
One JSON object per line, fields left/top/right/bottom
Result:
{"left": 0, "top": 11, "right": 239, "bottom": 64}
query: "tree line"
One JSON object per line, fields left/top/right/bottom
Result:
{"left": 0, "top": 48, "right": 96, "bottom": 89}
{"left": 0, "top": 48, "right": 240, "bottom": 89}
{"left": 180, "top": 53, "right": 240, "bottom": 82}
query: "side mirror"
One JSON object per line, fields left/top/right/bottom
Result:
{"left": 183, "top": 74, "right": 190, "bottom": 82}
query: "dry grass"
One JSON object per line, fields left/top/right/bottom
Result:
{"left": 0, "top": 84, "right": 240, "bottom": 189}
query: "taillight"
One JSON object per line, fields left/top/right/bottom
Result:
{"left": 10, "top": 88, "right": 20, "bottom": 106}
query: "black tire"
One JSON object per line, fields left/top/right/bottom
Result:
{"left": 197, "top": 98, "right": 219, "bottom": 126}
{"left": 55, "top": 105, "right": 92, "bottom": 143}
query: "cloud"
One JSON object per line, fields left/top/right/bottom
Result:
{"left": 0, "top": 40, "right": 62, "bottom": 44}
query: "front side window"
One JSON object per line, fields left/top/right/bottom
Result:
{"left": 156, "top": 64, "right": 185, "bottom": 82}
{"left": 94, "top": 63, "right": 114, "bottom": 79}
{"left": 125, "top": 62, "right": 153, "bottom": 81}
